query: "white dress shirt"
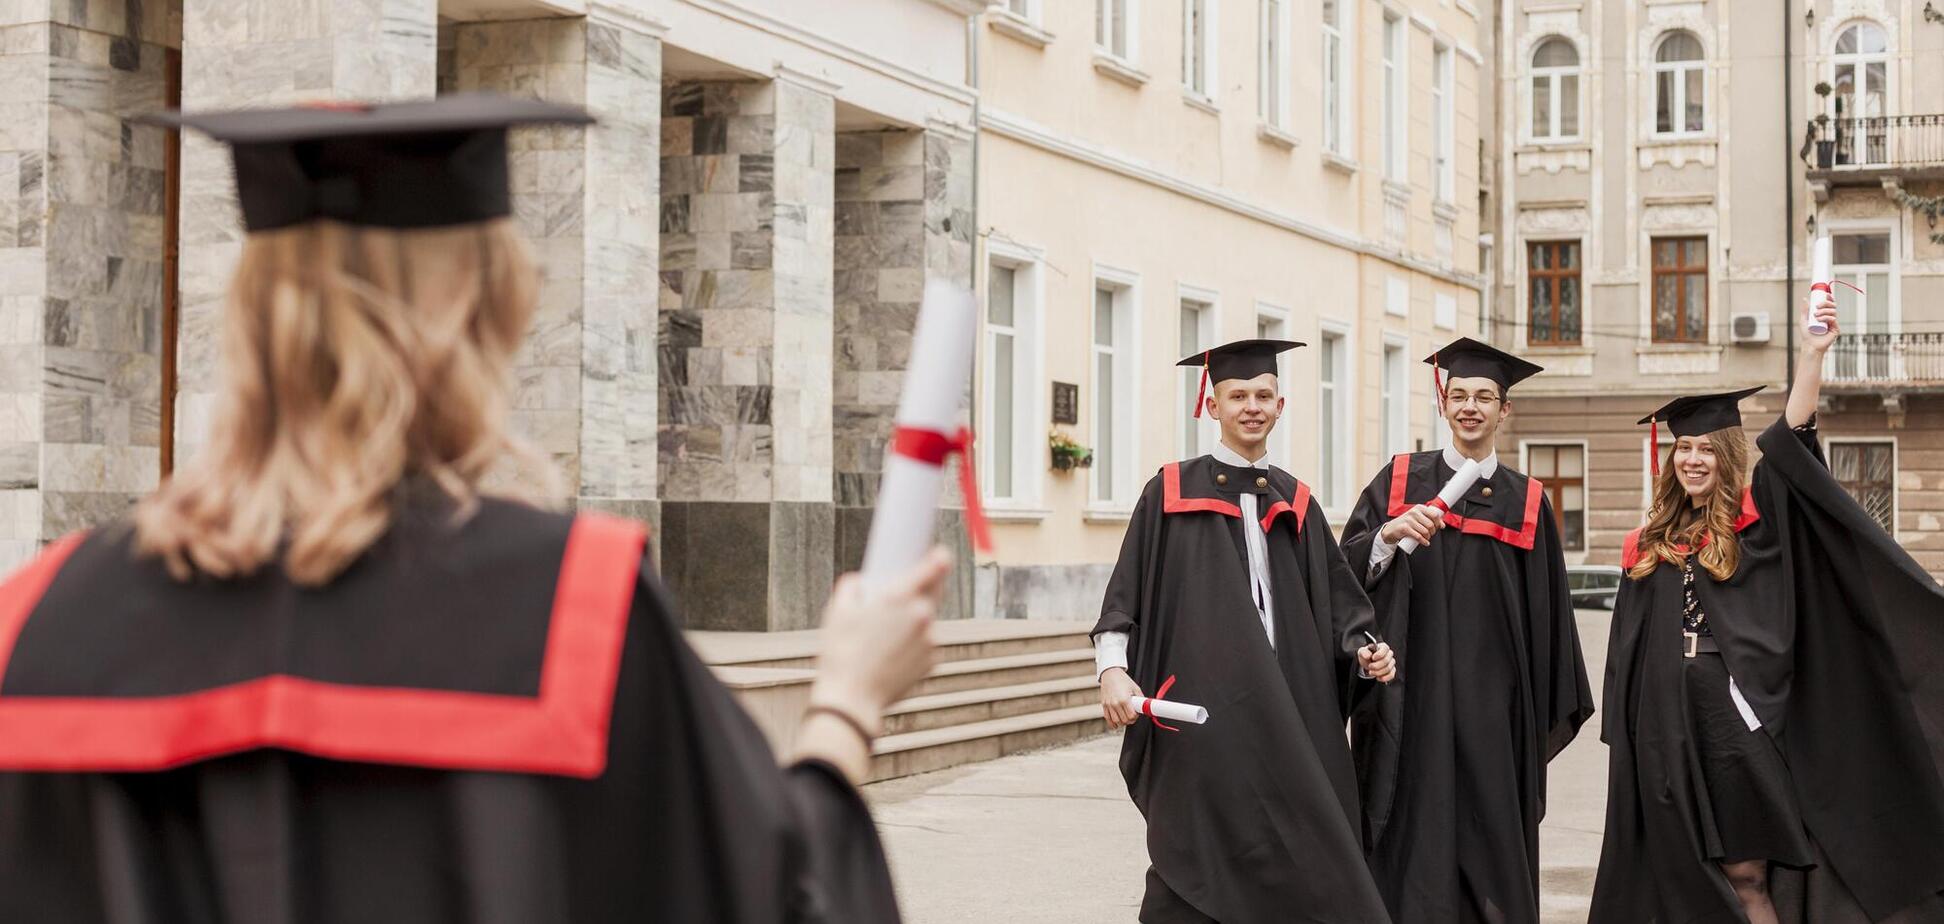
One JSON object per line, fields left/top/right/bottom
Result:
{"left": 1096, "top": 443, "right": 1276, "bottom": 678}
{"left": 1366, "top": 446, "right": 1499, "bottom": 582}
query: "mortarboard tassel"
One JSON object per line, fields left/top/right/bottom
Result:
{"left": 1650, "top": 418, "right": 1661, "bottom": 478}
{"left": 1192, "top": 351, "right": 1210, "bottom": 419}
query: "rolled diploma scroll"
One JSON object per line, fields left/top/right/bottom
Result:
{"left": 1398, "top": 457, "right": 1484, "bottom": 555}
{"left": 858, "top": 280, "right": 979, "bottom": 589}
{"left": 1128, "top": 696, "right": 1210, "bottom": 725}
{"left": 1808, "top": 234, "right": 1832, "bottom": 336}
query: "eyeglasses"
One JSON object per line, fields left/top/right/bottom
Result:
{"left": 1444, "top": 392, "right": 1502, "bottom": 409}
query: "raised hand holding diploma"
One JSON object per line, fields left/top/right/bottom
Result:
{"left": 858, "top": 280, "right": 993, "bottom": 591}
{"left": 1807, "top": 233, "right": 1862, "bottom": 337}
{"left": 1397, "top": 457, "right": 1484, "bottom": 554}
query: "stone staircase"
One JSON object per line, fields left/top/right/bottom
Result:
{"left": 691, "top": 620, "right": 1107, "bottom": 782}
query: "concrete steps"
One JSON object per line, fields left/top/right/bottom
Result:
{"left": 695, "top": 620, "right": 1108, "bottom": 782}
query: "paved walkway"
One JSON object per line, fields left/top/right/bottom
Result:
{"left": 864, "top": 611, "right": 1612, "bottom": 923}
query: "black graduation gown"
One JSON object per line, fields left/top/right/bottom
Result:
{"left": 1593, "top": 417, "right": 1944, "bottom": 924}
{"left": 1091, "top": 456, "right": 1392, "bottom": 924}
{"left": 0, "top": 497, "right": 901, "bottom": 924}
{"left": 1341, "top": 452, "right": 1595, "bottom": 924}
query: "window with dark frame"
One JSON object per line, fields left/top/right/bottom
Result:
{"left": 1527, "top": 444, "right": 1586, "bottom": 551}
{"left": 1652, "top": 236, "right": 1708, "bottom": 343}
{"left": 1830, "top": 441, "right": 1894, "bottom": 532}
{"left": 1526, "top": 240, "right": 1581, "bottom": 345}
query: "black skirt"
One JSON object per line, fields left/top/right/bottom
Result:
{"left": 1683, "top": 651, "right": 1816, "bottom": 867}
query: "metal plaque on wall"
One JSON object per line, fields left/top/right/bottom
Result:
{"left": 1051, "top": 382, "right": 1079, "bottom": 425}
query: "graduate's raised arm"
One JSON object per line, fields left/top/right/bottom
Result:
{"left": 1787, "top": 298, "right": 1840, "bottom": 427}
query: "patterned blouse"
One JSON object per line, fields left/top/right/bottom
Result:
{"left": 1681, "top": 554, "right": 1709, "bottom": 636}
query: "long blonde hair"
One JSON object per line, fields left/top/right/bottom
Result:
{"left": 136, "top": 218, "right": 546, "bottom": 586}
{"left": 1628, "top": 426, "right": 1750, "bottom": 582}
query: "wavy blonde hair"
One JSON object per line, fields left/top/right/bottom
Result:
{"left": 1628, "top": 426, "right": 1750, "bottom": 582}
{"left": 135, "top": 218, "right": 548, "bottom": 586}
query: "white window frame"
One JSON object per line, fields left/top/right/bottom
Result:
{"left": 1258, "top": 0, "right": 1288, "bottom": 128}
{"left": 1433, "top": 43, "right": 1455, "bottom": 202}
{"left": 1530, "top": 36, "right": 1582, "bottom": 142}
{"left": 1002, "top": 0, "right": 1041, "bottom": 24}
{"left": 1821, "top": 219, "right": 1901, "bottom": 381}
{"left": 1651, "top": 31, "right": 1708, "bottom": 138}
{"left": 1182, "top": 0, "right": 1218, "bottom": 102}
{"left": 982, "top": 241, "right": 1047, "bottom": 514}
{"left": 1823, "top": 436, "right": 1898, "bottom": 534}
{"left": 1254, "top": 301, "right": 1292, "bottom": 472}
{"left": 1829, "top": 20, "right": 1891, "bottom": 121}
{"left": 1178, "top": 284, "right": 1221, "bottom": 458}
{"left": 1381, "top": 332, "right": 1411, "bottom": 458}
{"left": 1317, "top": 318, "right": 1354, "bottom": 513}
{"left": 1382, "top": 13, "right": 1407, "bottom": 179}
{"left": 1520, "top": 439, "right": 1590, "bottom": 553}
{"left": 1321, "top": 0, "right": 1351, "bottom": 155}
{"left": 1096, "top": 0, "right": 1138, "bottom": 64}
{"left": 1089, "top": 264, "right": 1142, "bottom": 515}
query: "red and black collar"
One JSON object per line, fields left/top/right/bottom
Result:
{"left": 0, "top": 514, "right": 645, "bottom": 779}
{"left": 1162, "top": 457, "right": 1312, "bottom": 534}
{"left": 1385, "top": 451, "right": 1544, "bottom": 551}
{"left": 1621, "top": 489, "right": 1761, "bottom": 569}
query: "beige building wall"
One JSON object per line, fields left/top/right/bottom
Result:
{"left": 1490, "top": 0, "right": 1944, "bottom": 575}
{"left": 973, "top": 0, "right": 1488, "bottom": 619}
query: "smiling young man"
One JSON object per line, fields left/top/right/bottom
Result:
{"left": 1340, "top": 338, "right": 1595, "bottom": 924}
{"left": 1092, "top": 339, "right": 1397, "bottom": 924}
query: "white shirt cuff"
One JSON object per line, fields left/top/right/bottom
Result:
{"left": 1094, "top": 631, "right": 1130, "bottom": 679}
{"left": 1367, "top": 533, "right": 1399, "bottom": 581}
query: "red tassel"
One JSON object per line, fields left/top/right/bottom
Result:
{"left": 1192, "top": 351, "right": 1210, "bottom": 419}
{"left": 1432, "top": 354, "right": 1446, "bottom": 403}
{"left": 1650, "top": 419, "right": 1661, "bottom": 478}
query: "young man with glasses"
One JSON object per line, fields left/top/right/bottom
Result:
{"left": 1340, "top": 338, "right": 1596, "bottom": 924}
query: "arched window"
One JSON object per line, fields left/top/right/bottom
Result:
{"left": 1653, "top": 31, "right": 1705, "bottom": 135}
{"left": 1831, "top": 21, "right": 1889, "bottom": 164}
{"left": 1530, "top": 37, "right": 1580, "bottom": 141}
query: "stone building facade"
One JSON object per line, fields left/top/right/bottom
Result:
{"left": 1484, "top": 0, "right": 1944, "bottom": 576}
{"left": 970, "top": 0, "right": 1491, "bottom": 618}
{"left": 0, "top": 0, "right": 985, "bottom": 628}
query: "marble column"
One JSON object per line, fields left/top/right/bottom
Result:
{"left": 831, "top": 125, "right": 974, "bottom": 618}
{"left": 446, "top": 12, "right": 662, "bottom": 529}
{"left": 658, "top": 76, "right": 836, "bottom": 631}
{"left": 0, "top": 1, "right": 178, "bottom": 572}
{"left": 173, "top": 0, "right": 437, "bottom": 461}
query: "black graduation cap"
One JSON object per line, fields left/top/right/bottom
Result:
{"left": 1638, "top": 386, "right": 1764, "bottom": 475}
{"left": 1176, "top": 339, "right": 1305, "bottom": 418}
{"left": 1424, "top": 337, "right": 1544, "bottom": 393}
{"left": 139, "top": 93, "right": 594, "bottom": 232}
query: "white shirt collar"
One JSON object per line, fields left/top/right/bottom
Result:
{"left": 1212, "top": 441, "right": 1270, "bottom": 470}
{"left": 1443, "top": 445, "right": 1499, "bottom": 479}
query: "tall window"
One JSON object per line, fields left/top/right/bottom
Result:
{"left": 1318, "top": 330, "right": 1346, "bottom": 507}
{"left": 1097, "top": 0, "right": 1132, "bottom": 60}
{"left": 1832, "top": 21, "right": 1889, "bottom": 165}
{"left": 1653, "top": 31, "right": 1705, "bottom": 135}
{"left": 1830, "top": 441, "right": 1894, "bottom": 532}
{"left": 987, "top": 265, "right": 1020, "bottom": 501}
{"left": 1092, "top": 276, "right": 1135, "bottom": 507}
{"left": 1256, "top": 310, "right": 1289, "bottom": 469}
{"left": 1322, "top": 0, "right": 1345, "bottom": 153}
{"left": 1183, "top": 0, "right": 1212, "bottom": 97}
{"left": 1382, "top": 339, "right": 1408, "bottom": 457}
{"left": 1528, "top": 444, "right": 1586, "bottom": 551}
{"left": 1530, "top": 37, "right": 1580, "bottom": 141}
{"left": 1383, "top": 14, "right": 1404, "bottom": 178}
{"left": 1650, "top": 237, "right": 1707, "bottom": 343}
{"left": 1179, "top": 298, "right": 1212, "bottom": 455}
{"left": 1830, "top": 231, "right": 1894, "bottom": 379}
{"left": 1433, "top": 44, "right": 1454, "bottom": 201}
{"left": 1259, "top": 0, "right": 1285, "bottom": 125}
{"left": 1527, "top": 240, "right": 1582, "bottom": 345}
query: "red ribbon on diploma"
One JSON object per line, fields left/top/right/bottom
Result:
{"left": 1144, "top": 674, "right": 1181, "bottom": 732}
{"left": 890, "top": 425, "right": 994, "bottom": 552}
{"left": 1426, "top": 497, "right": 1452, "bottom": 514}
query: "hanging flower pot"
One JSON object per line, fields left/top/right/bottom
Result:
{"left": 1049, "top": 429, "right": 1094, "bottom": 472}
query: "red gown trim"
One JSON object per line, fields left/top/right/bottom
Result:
{"left": 1162, "top": 462, "right": 1242, "bottom": 518}
{"left": 1259, "top": 481, "right": 1312, "bottom": 535}
{"left": 1620, "top": 488, "right": 1761, "bottom": 569}
{"left": 1384, "top": 453, "right": 1544, "bottom": 551}
{"left": 0, "top": 514, "right": 645, "bottom": 779}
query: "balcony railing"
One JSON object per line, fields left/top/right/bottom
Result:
{"left": 1805, "top": 115, "right": 1944, "bottom": 171}
{"left": 1824, "top": 332, "right": 1944, "bottom": 386}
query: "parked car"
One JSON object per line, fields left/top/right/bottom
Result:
{"left": 1567, "top": 565, "right": 1624, "bottom": 611}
